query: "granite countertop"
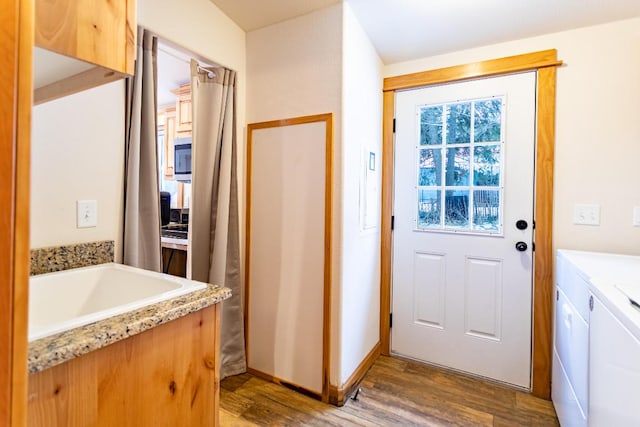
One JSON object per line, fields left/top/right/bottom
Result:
{"left": 28, "top": 283, "right": 231, "bottom": 374}
{"left": 161, "top": 236, "right": 189, "bottom": 250}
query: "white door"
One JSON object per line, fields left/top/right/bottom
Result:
{"left": 392, "top": 72, "right": 536, "bottom": 388}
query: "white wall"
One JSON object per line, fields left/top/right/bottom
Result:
{"left": 247, "top": 4, "right": 344, "bottom": 385}
{"left": 385, "top": 18, "right": 640, "bottom": 256}
{"left": 340, "top": 3, "right": 383, "bottom": 385}
{"left": 31, "top": 81, "right": 125, "bottom": 256}
{"left": 246, "top": 2, "right": 384, "bottom": 387}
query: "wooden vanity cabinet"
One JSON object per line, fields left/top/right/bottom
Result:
{"left": 27, "top": 305, "right": 220, "bottom": 426}
{"left": 35, "top": 0, "right": 136, "bottom": 75}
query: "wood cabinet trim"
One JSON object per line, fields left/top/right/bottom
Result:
{"left": 125, "top": 0, "right": 136, "bottom": 74}
{"left": 1, "top": 0, "right": 32, "bottom": 424}
{"left": 33, "top": 66, "right": 124, "bottom": 105}
{"left": 380, "top": 50, "right": 561, "bottom": 400}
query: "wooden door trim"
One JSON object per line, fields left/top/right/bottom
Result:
{"left": 1, "top": 0, "right": 32, "bottom": 424}
{"left": 245, "top": 113, "right": 333, "bottom": 402}
{"left": 383, "top": 49, "right": 561, "bottom": 92}
{"left": 381, "top": 50, "right": 561, "bottom": 399}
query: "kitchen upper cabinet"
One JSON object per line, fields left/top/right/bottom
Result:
{"left": 160, "top": 106, "right": 177, "bottom": 179}
{"left": 159, "top": 84, "right": 191, "bottom": 183}
{"left": 172, "top": 83, "right": 192, "bottom": 137}
{"left": 35, "top": 0, "right": 136, "bottom": 75}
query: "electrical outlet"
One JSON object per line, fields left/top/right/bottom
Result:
{"left": 77, "top": 200, "right": 97, "bottom": 228}
{"left": 633, "top": 207, "right": 640, "bottom": 227}
{"left": 573, "top": 204, "right": 600, "bottom": 226}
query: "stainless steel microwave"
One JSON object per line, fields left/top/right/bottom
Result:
{"left": 174, "top": 137, "right": 191, "bottom": 182}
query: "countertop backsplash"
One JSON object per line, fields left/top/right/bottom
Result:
{"left": 30, "top": 240, "right": 114, "bottom": 275}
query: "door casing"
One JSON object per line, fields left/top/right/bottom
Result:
{"left": 379, "top": 50, "right": 562, "bottom": 399}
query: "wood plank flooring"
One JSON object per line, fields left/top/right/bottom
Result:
{"left": 220, "top": 356, "right": 559, "bottom": 426}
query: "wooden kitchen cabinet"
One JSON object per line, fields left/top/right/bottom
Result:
{"left": 162, "top": 246, "right": 187, "bottom": 278}
{"left": 171, "top": 83, "right": 192, "bottom": 137}
{"left": 161, "top": 106, "right": 177, "bottom": 179}
{"left": 159, "top": 84, "right": 191, "bottom": 183}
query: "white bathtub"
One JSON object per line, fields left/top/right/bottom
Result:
{"left": 29, "top": 263, "right": 207, "bottom": 341}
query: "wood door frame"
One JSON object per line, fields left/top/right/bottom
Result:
{"left": 1, "top": 0, "right": 32, "bottom": 424}
{"left": 245, "top": 113, "right": 333, "bottom": 402}
{"left": 380, "top": 50, "right": 561, "bottom": 399}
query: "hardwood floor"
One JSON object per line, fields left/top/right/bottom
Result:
{"left": 220, "top": 356, "right": 559, "bottom": 426}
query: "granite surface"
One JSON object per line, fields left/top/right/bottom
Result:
{"left": 28, "top": 283, "right": 231, "bottom": 374}
{"left": 31, "top": 240, "right": 114, "bottom": 275}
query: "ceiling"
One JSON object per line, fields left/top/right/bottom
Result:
{"left": 209, "top": 0, "right": 640, "bottom": 64}
{"left": 209, "top": 0, "right": 340, "bottom": 32}
{"left": 157, "top": 43, "right": 192, "bottom": 107}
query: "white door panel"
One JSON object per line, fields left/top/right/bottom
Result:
{"left": 413, "top": 251, "right": 446, "bottom": 328}
{"left": 392, "top": 72, "right": 536, "bottom": 388}
{"left": 464, "top": 256, "right": 503, "bottom": 340}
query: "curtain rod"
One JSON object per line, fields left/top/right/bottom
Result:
{"left": 158, "top": 46, "right": 216, "bottom": 77}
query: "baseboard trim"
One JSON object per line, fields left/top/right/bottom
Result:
{"left": 328, "top": 342, "right": 381, "bottom": 406}
{"left": 246, "top": 368, "right": 323, "bottom": 401}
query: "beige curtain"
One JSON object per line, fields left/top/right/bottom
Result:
{"left": 123, "top": 28, "right": 162, "bottom": 271}
{"left": 189, "top": 60, "right": 245, "bottom": 378}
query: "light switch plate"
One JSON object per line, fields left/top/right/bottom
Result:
{"left": 77, "top": 200, "right": 97, "bottom": 228}
{"left": 573, "top": 204, "right": 600, "bottom": 226}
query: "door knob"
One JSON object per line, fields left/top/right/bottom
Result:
{"left": 516, "top": 220, "right": 528, "bottom": 230}
{"left": 515, "top": 241, "right": 528, "bottom": 252}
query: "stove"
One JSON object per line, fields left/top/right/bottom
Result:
{"left": 161, "top": 223, "right": 188, "bottom": 240}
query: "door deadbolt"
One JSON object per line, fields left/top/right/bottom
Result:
{"left": 516, "top": 220, "right": 528, "bottom": 230}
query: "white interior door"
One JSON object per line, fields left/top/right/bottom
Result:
{"left": 392, "top": 72, "right": 536, "bottom": 388}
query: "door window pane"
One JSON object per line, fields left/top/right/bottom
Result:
{"left": 446, "top": 102, "right": 471, "bottom": 144}
{"left": 414, "top": 96, "right": 504, "bottom": 234}
{"left": 420, "top": 106, "right": 443, "bottom": 145}
{"left": 473, "top": 145, "right": 501, "bottom": 186}
{"left": 418, "top": 189, "right": 441, "bottom": 229}
{"left": 473, "top": 190, "right": 500, "bottom": 231}
{"left": 445, "top": 147, "right": 470, "bottom": 186}
{"left": 474, "top": 99, "right": 502, "bottom": 142}
{"left": 419, "top": 149, "right": 442, "bottom": 186}
{"left": 445, "top": 190, "right": 469, "bottom": 228}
